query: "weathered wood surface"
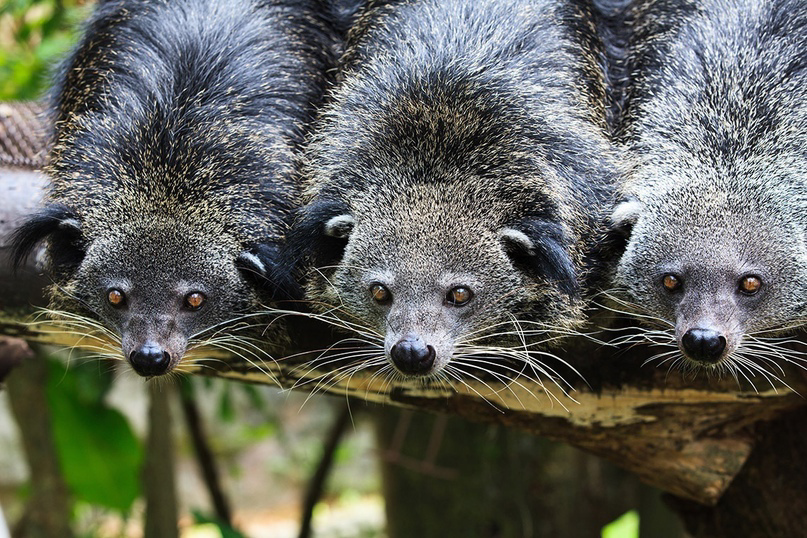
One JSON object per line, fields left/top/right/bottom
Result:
{"left": 212, "top": 357, "right": 806, "bottom": 507}
{"left": 668, "top": 406, "right": 807, "bottom": 537}
{"left": 3, "top": 164, "right": 807, "bottom": 512}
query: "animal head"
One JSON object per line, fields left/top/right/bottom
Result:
{"left": 608, "top": 0, "right": 807, "bottom": 376}
{"left": 4, "top": 0, "right": 338, "bottom": 376}
{"left": 293, "top": 179, "right": 580, "bottom": 379}
{"left": 611, "top": 177, "right": 807, "bottom": 371}
{"left": 11, "top": 208, "right": 275, "bottom": 377}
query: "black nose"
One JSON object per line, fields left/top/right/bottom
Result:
{"left": 390, "top": 335, "right": 436, "bottom": 376}
{"left": 129, "top": 345, "right": 171, "bottom": 377}
{"left": 681, "top": 328, "right": 727, "bottom": 363}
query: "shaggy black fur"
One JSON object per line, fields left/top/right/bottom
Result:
{"left": 10, "top": 0, "right": 342, "bottom": 376}
{"left": 284, "top": 0, "right": 621, "bottom": 379}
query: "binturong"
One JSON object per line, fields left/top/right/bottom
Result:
{"left": 10, "top": 0, "right": 340, "bottom": 377}
{"left": 285, "top": 0, "right": 620, "bottom": 392}
{"left": 607, "top": 0, "right": 807, "bottom": 378}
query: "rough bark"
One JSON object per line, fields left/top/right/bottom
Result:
{"left": 668, "top": 406, "right": 807, "bottom": 537}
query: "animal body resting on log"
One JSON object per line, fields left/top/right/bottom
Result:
{"left": 2, "top": 157, "right": 807, "bottom": 529}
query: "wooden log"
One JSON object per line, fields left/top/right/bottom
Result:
{"left": 667, "top": 406, "right": 807, "bottom": 537}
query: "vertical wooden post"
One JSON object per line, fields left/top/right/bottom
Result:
{"left": 376, "top": 407, "right": 645, "bottom": 538}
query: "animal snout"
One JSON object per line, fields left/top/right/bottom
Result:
{"left": 129, "top": 344, "right": 172, "bottom": 377}
{"left": 390, "top": 334, "right": 436, "bottom": 376}
{"left": 681, "top": 328, "right": 726, "bottom": 364}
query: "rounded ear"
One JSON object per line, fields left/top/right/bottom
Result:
{"left": 236, "top": 249, "right": 269, "bottom": 279}
{"left": 610, "top": 198, "right": 642, "bottom": 237}
{"left": 500, "top": 219, "right": 579, "bottom": 298}
{"left": 275, "top": 199, "right": 352, "bottom": 293}
{"left": 10, "top": 204, "right": 85, "bottom": 274}
{"left": 324, "top": 214, "right": 355, "bottom": 239}
{"left": 499, "top": 228, "right": 536, "bottom": 256}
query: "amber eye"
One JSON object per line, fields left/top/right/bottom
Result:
{"left": 107, "top": 288, "right": 125, "bottom": 308}
{"left": 739, "top": 275, "right": 762, "bottom": 295}
{"left": 446, "top": 286, "right": 473, "bottom": 307}
{"left": 662, "top": 274, "right": 681, "bottom": 292}
{"left": 184, "top": 292, "right": 205, "bottom": 310}
{"left": 370, "top": 283, "right": 391, "bottom": 304}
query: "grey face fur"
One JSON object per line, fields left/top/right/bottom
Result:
{"left": 318, "top": 185, "right": 545, "bottom": 377}
{"left": 63, "top": 221, "right": 264, "bottom": 376}
{"left": 614, "top": 177, "right": 807, "bottom": 370}
{"left": 608, "top": 0, "right": 807, "bottom": 375}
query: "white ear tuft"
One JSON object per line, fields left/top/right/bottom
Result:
{"left": 499, "top": 228, "right": 535, "bottom": 255}
{"left": 610, "top": 199, "right": 642, "bottom": 229}
{"left": 237, "top": 251, "right": 267, "bottom": 276}
{"left": 59, "top": 218, "right": 82, "bottom": 232}
{"left": 324, "top": 214, "right": 355, "bottom": 239}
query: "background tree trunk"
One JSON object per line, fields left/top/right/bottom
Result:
{"left": 143, "top": 383, "right": 179, "bottom": 538}
{"left": 376, "top": 407, "right": 686, "bottom": 538}
{"left": 5, "top": 344, "right": 74, "bottom": 538}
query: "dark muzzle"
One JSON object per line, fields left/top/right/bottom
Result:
{"left": 681, "top": 328, "right": 726, "bottom": 364}
{"left": 390, "top": 335, "right": 436, "bottom": 376}
{"left": 129, "top": 345, "right": 171, "bottom": 377}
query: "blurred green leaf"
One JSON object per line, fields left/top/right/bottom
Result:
{"left": 46, "top": 359, "right": 143, "bottom": 512}
{"left": 218, "top": 385, "right": 235, "bottom": 422}
{"left": 0, "top": 0, "right": 88, "bottom": 100}
{"left": 602, "top": 510, "right": 639, "bottom": 538}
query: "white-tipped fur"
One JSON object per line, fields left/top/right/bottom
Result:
{"left": 324, "top": 215, "right": 356, "bottom": 239}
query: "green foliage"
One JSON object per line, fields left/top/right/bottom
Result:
{"left": 602, "top": 510, "right": 640, "bottom": 538}
{"left": 217, "top": 383, "right": 236, "bottom": 422}
{"left": 0, "top": 0, "right": 90, "bottom": 100}
{"left": 46, "top": 359, "right": 143, "bottom": 513}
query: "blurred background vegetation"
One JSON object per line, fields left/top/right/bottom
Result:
{"left": 0, "top": 0, "right": 90, "bottom": 100}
